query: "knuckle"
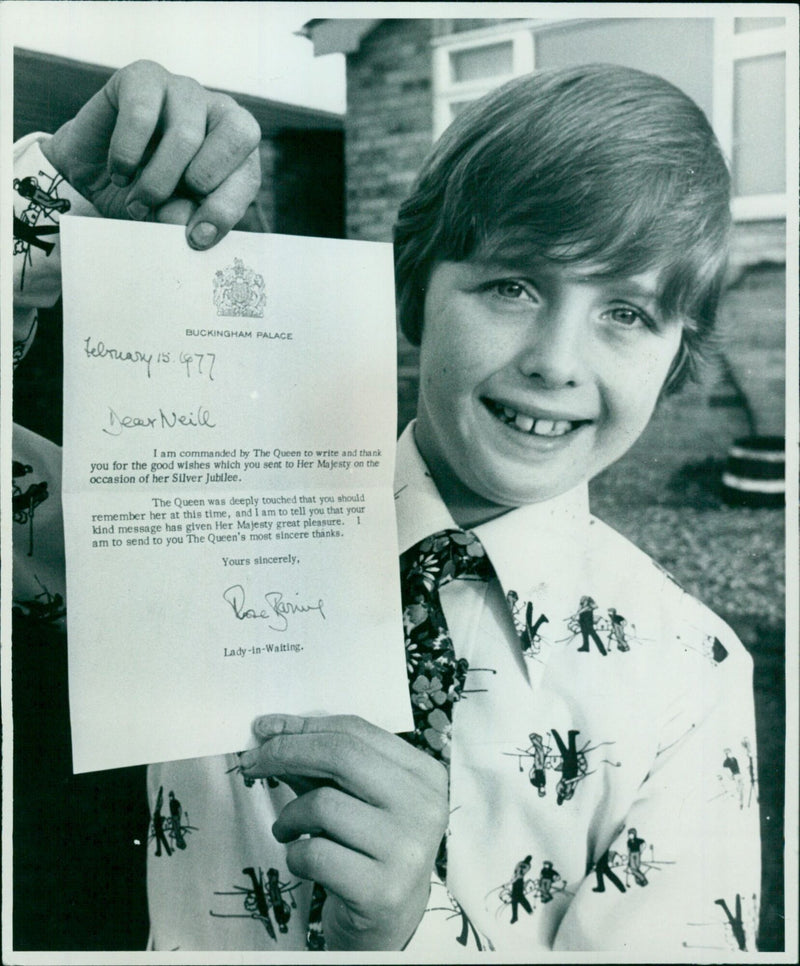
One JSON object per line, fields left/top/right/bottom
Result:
{"left": 217, "top": 98, "right": 262, "bottom": 149}
{"left": 402, "top": 836, "right": 431, "bottom": 874}
{"left": 378, "top": 875, "right": 406, "bottom": 912}
{"left": 212, "top": 91, "right": 239, "bottom": 114}
{"left": 327, "top": 730, "right": 358, "bottom": 765}
{"left": 170, "top": 124, "right": 203, "bottom": 156}
{"left": 122, "top": 100, "right": 157, "bottom": 135}
{"left": 184, "top": 164, "right": 214, "bottom": 197}
{"left": 239, "top": 111, "right": 263, "bottom": 150}
{"left": 333, "top": 714, "right": 370, "bottom": 737}
{"left": 123, "top": 58, "right": 163, "bottom": 79}
{"left": 307, "top": 785, "right": 337, "bottom": 823}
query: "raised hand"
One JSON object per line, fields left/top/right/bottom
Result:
{"left": 40, "top": 60, "right": 262, "bottom": 249}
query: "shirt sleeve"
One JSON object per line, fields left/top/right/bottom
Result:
{"left": 13, "top": 132, "right": 98, "bottom": 365}
{"left": 552, "top": 603, "right": 761, "bottom": 955}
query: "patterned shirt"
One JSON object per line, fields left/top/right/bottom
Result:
{"left": 13, "top": 134, "right": 760, "bottom": 956}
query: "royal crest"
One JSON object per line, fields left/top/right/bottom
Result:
{"left": 213, "top": 258, "right": 266, "bottom": 318}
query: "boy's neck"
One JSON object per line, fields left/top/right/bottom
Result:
{"left": 412, "top": 422, "right": 513, "bottom": 530}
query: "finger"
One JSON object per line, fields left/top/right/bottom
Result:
{"left": 127, "top": 75, "right": 207, "bottom": 209}
{"left": 253, "top": 714, "right": 422, "bottom": 770}
{"left": 243, "top": 714, "right": 447, "bottom": 808}
{"left": 183, "top": 92, "right": 262, "bottom": 198}
{"left": 154, "top": 197, "right": 197, "bottom": 227}
{"left": 283, "top": 834, "right": 376, "bottom": 908}
{"left": 273, "top": 785, "right": 387, "bottom": 860}
{"left": 104, "top": 60, "right": 169, "bottom": 189}
{"left": 186, "top": 147, "right": 262, "bottom": 249}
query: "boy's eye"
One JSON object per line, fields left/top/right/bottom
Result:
{"left": 601, "top": 305, "right": 654, "bottom": 330}
{"left": 483, "top": 279, "right": 538, "bottom": 302}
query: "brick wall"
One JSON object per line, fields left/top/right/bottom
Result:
{"left": 345, "top": 19, "right": 435, "bottom": 242}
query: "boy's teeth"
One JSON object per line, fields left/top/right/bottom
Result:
{"left": 514, "top": 413, "right": 535, "bottom": 432}
{"left": 495, "top": 403, "right": 577, "bottom": 437}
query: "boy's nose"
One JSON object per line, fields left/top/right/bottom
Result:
{"left": 516, "top": 302, "right": 587, "bottom": 388}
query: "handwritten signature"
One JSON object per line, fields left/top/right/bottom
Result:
{"left": 102, "top": 406, "right": 215, "bottom": 436}
{"left": 222, "top": 584, "right": 326, "bottom": 632}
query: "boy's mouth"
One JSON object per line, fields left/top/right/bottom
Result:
{"left": 484, "top": 399, "right": 590, "bottom": 437}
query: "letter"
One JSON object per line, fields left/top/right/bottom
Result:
{"left": 60, "top": 217, "right": 409, "bottom": 772}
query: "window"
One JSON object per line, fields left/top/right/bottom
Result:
{"left": 432, "top": 24, "right": 534, "bottom": 137}
{"left": 713, "top": 17, "right": 789, "bottom": 219}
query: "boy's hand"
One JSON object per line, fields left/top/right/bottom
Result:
{"left": 240, "top": 714, "right": 449, "bottom": 950}
{"left": 39, "top": 60, "right": 261, "bottom": 249}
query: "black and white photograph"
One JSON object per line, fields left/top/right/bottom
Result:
{"left": 1, "top": 2, "right": 797, "bottom": 962}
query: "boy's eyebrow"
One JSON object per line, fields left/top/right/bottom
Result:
{"left": 469, "top": 256, "right": 662, "bottom": 301}
{"left": 573, "top": 273, "right": 661, "bottom": 301}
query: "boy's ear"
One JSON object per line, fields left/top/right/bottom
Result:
{"left": 659, "top": 337, "right": 693, "bottom": 399}
{"left": 397, "top": 290, "right": 425, "bottom": 347}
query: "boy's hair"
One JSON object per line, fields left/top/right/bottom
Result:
{"left": 394, "top": 64, "right": 732, "bottom": 393}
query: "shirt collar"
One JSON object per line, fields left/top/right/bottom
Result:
{"left": 394, "top": 421, "right": 590, "bottom": 595}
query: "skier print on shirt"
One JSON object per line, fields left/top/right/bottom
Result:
{"left": 488, "top": 855, "right": 570, "bottom": 923}
{"left": 149, "top": 785, "right": 196, "bottom": 856}
{"left": 683, "top": 892, "right": 758, "bottom": 952}
{"left": 13, "top": 168, "right": 71, "bottom": 289}
{"left": 590, "top": 826, "right": 675, "bottom": 895}
{"left": 210, "top": 865, "right": 302, "bottom": 941}
{"left": 507, "top": 728, "right": 620, "bottom": 803}
{"left": 561, "top": 596, "right": 648, "bottom": 655}
{"left": 506, "top": 590, "right": 550, "bottom": 658}
{"left": 711, "top": 737, "right": 758, "bottom": 810}
{"left": 12, "top": 460, "right": 50, "bottom": 558}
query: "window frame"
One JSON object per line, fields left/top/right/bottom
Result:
{"left": 713, "top": 17, "right": 789, "bottom": 221}
{"left": 431, "top": 22, "right": 536, "bottom": 138}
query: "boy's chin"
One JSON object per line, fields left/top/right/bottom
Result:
{"left": 463, "top": 468, "right": 588, "bottom": 513}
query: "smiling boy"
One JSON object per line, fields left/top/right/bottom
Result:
{"left": 413, "top": 259, "right": 679, "bottom": 519}
{"left": 13, "top": 62, "right": 760, "bottom": 954}
{"left": 228, "top": 63, "right": 760, "bottom": 954}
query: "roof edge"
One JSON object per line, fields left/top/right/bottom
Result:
{"left": 299, "top": 19, "right": 381, "bottom": 55}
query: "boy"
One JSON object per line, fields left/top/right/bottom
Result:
{"left": 12, "top": 62, "right": 760, "bottom": 953}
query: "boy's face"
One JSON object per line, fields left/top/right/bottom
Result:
{"left": 414, "top": 257, "right": 683, "bottom": 522}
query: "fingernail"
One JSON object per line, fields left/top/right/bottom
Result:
{"left": 111, "top": 173, "right": 131, "bottom": 188}
{"left": 126, "top": 200, "right": 149, "bottom": 221}
{"left": 189, "top": 222, "right": 217, "bottom": 249}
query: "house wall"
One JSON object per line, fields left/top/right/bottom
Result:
{"left": 345, "top": 19, "right": 435, "bottom": 242}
